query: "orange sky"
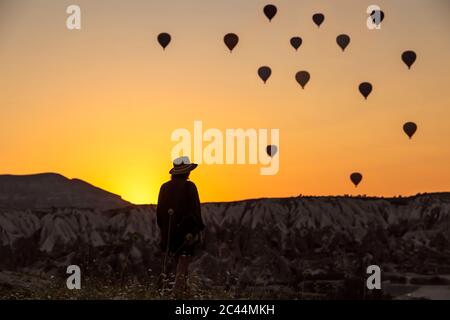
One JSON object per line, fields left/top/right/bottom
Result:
{"left": 1, "top": 0, "right": 449, "bottom": 204}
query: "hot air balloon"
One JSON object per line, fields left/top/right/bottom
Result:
{"left": 263, "top": 4, "right": 277, "bottom": 22}
{"left": 336, "top": 34, "right": 350, "bottom": 51}
{"left": 266, "top": 145, "right": 278, "bottom": 157}
{"left": 359, "top": 82, "right": 372, "bottom": 100}
{"left": 350, "top": 172, "right": 363, "bottom": 187}
{"left": 370, "top": 10, "right": 385, "bottom": 26}
{"left": 224, "top": 33, "right": 239, "bottom": 52}
{"left": 295, "top": 71, "right": 310, "bottom": 89}
{"left": 402, "top": 51, "right": 417, "bottom": 69}
{"left": 290, "top": 37, "right": 302, "bottom": 51}
{"left": 312, "top": 13, "right": 325, "bottom": 27}
{"left": 258, "top": 66, "right": 272, "bottom": 83}
{"left": 403, "top": 122, "right": 417, "bottom": 139}
{"left": 157, "top": 33, "right": 171, "bottom": 50}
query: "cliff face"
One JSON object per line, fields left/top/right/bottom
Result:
{"left": 1, "top": 194, "right": 449, "bottom": 289}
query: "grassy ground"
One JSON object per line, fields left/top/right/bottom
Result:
{"left": 2, "top": 270, "right": 410, "bottom": 300}
{"left": 0, "top": 271, "right": 315, "bottom": 300}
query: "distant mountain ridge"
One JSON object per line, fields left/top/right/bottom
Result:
{"left": 0, "top": 173, "right": 130, "bottom": 210}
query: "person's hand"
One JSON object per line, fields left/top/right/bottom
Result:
{"left": 185, "top": 233, "right": 196, "bottom": 246}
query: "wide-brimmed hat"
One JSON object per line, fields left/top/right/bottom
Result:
{"left": 169, "top": 156, "right": 198, "bottom": 175}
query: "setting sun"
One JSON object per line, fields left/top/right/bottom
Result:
{"left": 120, "top": 184, "right": 153, "bottom": 205}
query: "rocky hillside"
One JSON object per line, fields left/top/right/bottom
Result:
{"left": 1, "top": 193, "right": 449, "bottom": 296}
{"left": 0, "top": 173, "right": 130, "bottom": 210}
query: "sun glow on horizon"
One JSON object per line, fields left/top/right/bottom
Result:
{"left": 103, "top": 168, "right": 164, "bottom": 205}
{"left": 116, "top": 176, "right": 162, "bottom": 205}
{"left": 120, "top": 187, "right": 153, "bottom": 205}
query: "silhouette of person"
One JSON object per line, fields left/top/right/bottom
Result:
{"left": 156, "top": 156, "right": 205, "bottom": 294}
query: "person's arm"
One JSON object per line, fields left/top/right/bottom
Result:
{"left": 189, "top": 182, "right": 205, "bottom": 232}
{"left": 156, "top": 185, "right": 164, "bottom": 229}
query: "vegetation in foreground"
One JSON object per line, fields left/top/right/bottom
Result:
{"left": 0, "top": 270, "right": 392, "bottom": 300}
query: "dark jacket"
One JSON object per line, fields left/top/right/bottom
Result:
{"left": 156, "top": 178, "right": 205, "bottom": 254}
